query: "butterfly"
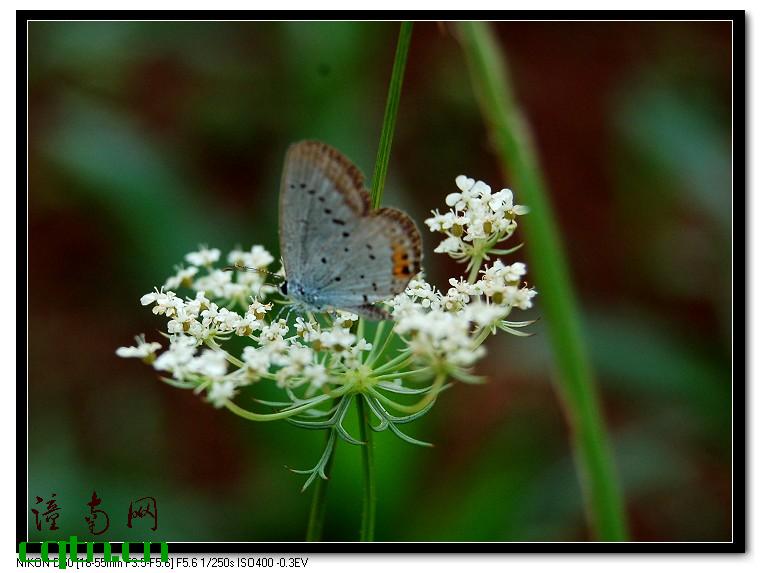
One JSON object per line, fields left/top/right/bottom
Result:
{"left": 278, "top": 140, "right": 422, "bottom": 320}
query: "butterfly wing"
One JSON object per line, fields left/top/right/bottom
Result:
{"left": 280, "top": 140, "right": 369, "bottom": 287}
{"left": 279, "top": 140, "right": 422, "bottom": 317}
{"left": 314, "top": 207, "right": 421, "bottom": 310}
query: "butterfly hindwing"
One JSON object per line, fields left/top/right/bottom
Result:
{"left": 315, "top": 208, "right": 421, "bottom": 308}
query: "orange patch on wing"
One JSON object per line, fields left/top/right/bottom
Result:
{"left": 391, "top": 242, "right": 414, "bottom": 279}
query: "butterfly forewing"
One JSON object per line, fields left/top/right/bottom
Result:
{"left": 280, "top": 141, "right": 368, "bottom": 285}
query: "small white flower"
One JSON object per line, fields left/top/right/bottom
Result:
{"left": 504, "top": 262, "right": 527, "bottom": 282}
{"left": 153, "top": 336, "right": 199, "bottom": 379}
{"left": 221, "top": 281, "right": 250, "bottom": 302}
{"left": 242, "top": 346, "right": 271, "bottom": 379}
{"left": 167, "top": 312, "right": 196, "bottom": 335}
{"left": 445, "top": 192, "right": 461, "bottom": 208}
{"left": 424, "top": 210, "right": 456, "bottom": 232}
{"left": 465, "top": 301, "right": 508, "bottom": 327}
{"left": 289, "top": 345, "right": 314, "bottom": 367}
{"left": 140, "top": 288, "right": 184, "bottom": 317}
{"left": 303, "top": 363, "right": 328, "bottom": 388}
{"left": 164, "top": 266, "right": 198, "bottom": 290}
{"left": 508, "top": 286, "right": 537, "bottom": 310}
{"left": 260, "top": 319, "right": 289, "bottom": 343}
{"left": 318, "top": 326, "right": 356, "bottom": 351}
{"left": 335, "top": 310, "right": 358, "bottom": 329}
{"left": 248, "top": 300, "right": 272, "bottom": 320}
{"left": 185, "top": 246, "right": 221, "bottom": 266}
{"left": 116, "top": 335, "right": 161, "bottom": 361}
{"left": 434, "top": 236, "right": 463, "bottom": 254}
{"left": 184, "top": 291, "right": 211, "bottom": 318}
{"left": 295, "top": 317, "right": 320, "bottom": 341}
{"left": 455, "top": 175, "right": 475, "bottom": 193}
{"left": 214, "top": 307, "right": 243, "bottom": 332}
{"left": 194, "top": 269, "right": 233, "bottom": 299}
{"left": 207, "top": 379, "right": 237, "bottom": 408}
{"left": 487, "top": 188, "right": 513, "bottom": 212}
{"left": 189, "top": 349, "right": 228, "bottom": 378}
{"left": 228, "top": 245, "right": 275, "bottom": 269}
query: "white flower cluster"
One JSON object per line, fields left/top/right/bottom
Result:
{"left": 118, "top": 246, "right": 376, "bottom": 408}
{"left": 425, "top": 175, "right": 528, "bottom": 264}
{"left": 163, "top": 245, "right": 277, "bottom": 307}
{"left": 382, "top": 175, "right": 536, "bottom": 374}
{"left": 391, "top": 262, "right": 535, "bottom": 371}
{"left": 117, "top": 174, "right": 536, "bottom": 482}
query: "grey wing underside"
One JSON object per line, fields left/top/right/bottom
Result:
{"left": 279, "top": 141, "right": 420, "bottom": 317}
{"left": 279, "top": 140, "right": 367, "bottom": 286}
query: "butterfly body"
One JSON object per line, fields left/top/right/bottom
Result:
{"left": 279, "top": 141, "right": 421, "bottom": 320}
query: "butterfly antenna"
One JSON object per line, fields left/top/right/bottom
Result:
{"left": 223, "top": 264, "right": 285, "bottom": 284}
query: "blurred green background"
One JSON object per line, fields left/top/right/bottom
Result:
{"left": 27, "top": 20, "right": 732, "bottom": 542}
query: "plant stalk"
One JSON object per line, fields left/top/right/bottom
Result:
{"left": 305, "top": 423, "right": 338, "bottom": 541}
{"left": 370, "top": 21, "right": 414, "bottom": 209}
{"left": 456, "top": 21, "right": 628, "bottom": 541}
{"left": 356, "top": 396, "right": 376, "bottom": 541}
{"left": 350, "top": 20, "right": 414, "bottom": 542}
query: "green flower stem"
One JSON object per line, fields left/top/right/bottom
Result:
{"left": 305, "top": 319, "right": 366, "bottom": 541}
{"left": 206, "top": 339, "right": 246, "bottom": 368}
{"left": 375, "top": 366, "right": 432, "bottom": 381}
{"left": 224, "top": 387, "right": 347, "bottom": 422}
{"left": 375, "top": 371, "right": 446, "bottom": 414}
{"left": 471, "top": 325, "right": 493, "bottom": 350}
{"left": 371, "top": 351, "right": 412, "bottom": 376}
{"left": 457, "top": 21, "right": 628, "bottom": 541}
{"left": 356, "top": 396, "right": 376, "bottom": 541}
{"left": 351, "top": 21, "right": 414, "bottom": 542}
{"left": 369, "top": 21, "right": 413, "bottom": 209}
{"left": 467, "top": 254, "right": 483, "bottom": 283}
{"left": 305, "top": 409, "right": 338, "bottom": 541}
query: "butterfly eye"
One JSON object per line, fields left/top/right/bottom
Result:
{"left": 279, "top": 281, "right": 289, "bottom": 296}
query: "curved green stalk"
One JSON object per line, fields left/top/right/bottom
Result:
{"left": 456, "top": 21, "right": 628, "bottom": 541}
{"left": 224, "top": 387, "right": 346, "bottom": 421}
